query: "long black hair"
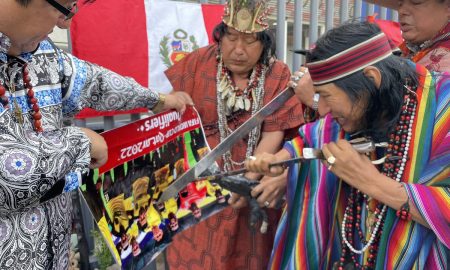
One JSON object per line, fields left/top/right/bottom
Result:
{"left": 212, "top": 22, "right": 276, "bottom": 66}
{"left": 307, "top": 22, "right": 419, "bottom": 140}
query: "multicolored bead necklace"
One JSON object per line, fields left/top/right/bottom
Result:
{"left": 216, "top": 54, "right": 267, "bottom": 171}
{"left": 338, "top": 85, "right": 417, "bottom": 270}
{"left": 0, "top": 63, "right": 43, "bottom": 132}
{"left": 217, "top": 57, "right": 263, "bottom": 116}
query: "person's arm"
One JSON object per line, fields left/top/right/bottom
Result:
{"left": 322, "top": 139, "right": 449, "bottom": 247}
{"left": 323, "top": 141, "right": 429, "bottom": 226}
{"left": 57, "top": 49, "right": 188, "bottom": 117}
{"left": 249, "top": 130, "right": 288, "bottom": 208}
{"left": 228, "top": 131, "right": 285, "bottom": 208}
{"left": 244, "top": 147, "right": 292, "bottom": 177}
{"left": 0, "top": 109, "right": 91, "bottom": 212}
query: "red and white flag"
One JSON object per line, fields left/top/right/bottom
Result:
{"left": 70, "top": 0, "right": 223, "bottom": 118}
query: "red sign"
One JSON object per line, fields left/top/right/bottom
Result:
{"left": 99, "top": 106, "right": 201, "bottom": 174}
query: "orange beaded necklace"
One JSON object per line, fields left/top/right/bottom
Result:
{"left": 0, "top": 64, "right": 43, "bottom": 132}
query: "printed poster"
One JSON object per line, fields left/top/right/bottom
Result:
{"left": 80, "top": 107, "right": 229, "bottom": 269}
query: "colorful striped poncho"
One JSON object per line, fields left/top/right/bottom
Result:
{"left": 269, "top": 64, "right": 449, "bottom": 269}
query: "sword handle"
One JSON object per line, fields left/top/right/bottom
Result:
{"left": 269, "top": 157, "right": 305, "bottom": 168}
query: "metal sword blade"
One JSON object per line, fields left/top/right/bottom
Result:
{"left": 157, "top": 87, "right": 295, "bottom": 203}
{"left": 199, "top": 149, "right": 324, "bottom": 179}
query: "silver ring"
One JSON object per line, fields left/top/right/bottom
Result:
{"left": 248, "top": 156, "right": 257, "bottom": 161}
{"left": 291, "top": 75, "right": 300, "bottom": 81}
{"left": 291, "top": 82, "right": 298, "bottom": 88}
{"left": 327, "top": 155, "right": 336, "bottom": 165}
{"left": 264, "top": 201, "right": 270, "bottom": 207}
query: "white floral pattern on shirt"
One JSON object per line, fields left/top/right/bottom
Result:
{"left": 0, "top": 34, "right": 160, "bottom": 269}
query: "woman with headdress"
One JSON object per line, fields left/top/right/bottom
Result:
{"left": 163, "top": 0, "right": 303, "bottom": 268}
{"left": 245, "top": 21, "right": 449, "bottom": 269}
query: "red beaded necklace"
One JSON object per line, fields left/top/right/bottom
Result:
{"left": 337, "top": 86, "right": 418, "bottom": 270}
{"left": 219, "top": 62, "right": 262, "bottom": 99}
{"left": 0, "top": 64, "right": 43, "bottom": 132}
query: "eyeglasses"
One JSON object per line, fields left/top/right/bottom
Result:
{"left": 45, "top": 0, "right": 78, "bottom": 20}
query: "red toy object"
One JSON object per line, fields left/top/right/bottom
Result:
{"left": 178, "top": 182, "right": 207, "bottom": 209}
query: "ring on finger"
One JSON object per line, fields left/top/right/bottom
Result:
{"left": 291, "top": 75, "right": 300, "bottom": 81}
{"left": 248, "top": 155, "right": 257, "bottom": 161}
{"left": 291, "top": 82, "right": 298, "bottom": 88}
{"left": 327, "top": 155, "right": 336, "bottom": 165}
{"left": 264, "top": 201, "right": 270, "bottom": 207}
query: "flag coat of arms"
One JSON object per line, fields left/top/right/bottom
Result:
{"left": 70, "top": 0, "right": 223, "bottom": 118}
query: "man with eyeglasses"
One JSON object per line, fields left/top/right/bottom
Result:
{"left": 0, "top": 0, "right": 193, "bottom": 269}
{"left": 45, "top": 0, "right": 79, "bottom": 20}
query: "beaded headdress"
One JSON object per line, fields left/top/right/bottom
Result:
{"left": 222, "top": 0, "right": 270, "bottom": 33}
{"left": 306, "top": 33, "right": 393, "bottom": 85}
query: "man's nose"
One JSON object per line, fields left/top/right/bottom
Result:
{"left": 397, "top": 2, "right": 410, "bottom": 16}
{"left": 233, "top": 39, "right": 246, "bottom": 55}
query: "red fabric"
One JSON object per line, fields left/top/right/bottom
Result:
{"left": 70, "top": 1, "right": 223, "bottom": 119}
{"left": 71, "top": 0, "right": 149, "bottom": 118}
{"left": 201, "top": 4, "right": 225, "bottom": 44}
{"left": 374, "top": 19, "right": 403, "bottom": 48}
{"left": 164, "top": 45, "right": 304, "bottom": 270}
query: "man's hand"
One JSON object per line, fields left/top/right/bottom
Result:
{"left": 251, "top": 172, "right": 287, "bottom": 209}
{"left": 288, "top": 68, "right": 315, "bottom": 108}
{"left": 80, "top": 128, "right": 108, "bottom": 169}
{"left": 228, "top": 193, "right": 248, "bottom": 209}
{"left": 162, "top": 92, "right": 194, "bottom": 114}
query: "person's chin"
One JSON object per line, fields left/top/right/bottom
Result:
{"left": 339, "top": 121, "right": 355, "bottom": 133}
{"left": 227, "top": 64, "right": 249, "bottom": 74}
{"left": 401, "top": 32, "right": 420, "bottom": 45}
{"left": 22, "top": 43, "right": 41, "bottom": 54}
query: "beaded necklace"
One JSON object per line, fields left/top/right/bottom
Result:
{"left": 337, "top": 85, "right": 417, "bottom": 270}
{"left": 217, "top": 58, "right": 262, "bottom": 116}
{"left": 216, "top": 55, "right": 267, "bottom": 171}
{"left": 0, "top": 63, "right": 43, "bottom": 132}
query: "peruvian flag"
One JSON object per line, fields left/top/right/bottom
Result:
{"left": 70, "top": 0, "right": 223, "bottom": 118}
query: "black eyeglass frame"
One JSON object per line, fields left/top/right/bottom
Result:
{"left": 45, "top": 0, "right": 77, "bottom": 20}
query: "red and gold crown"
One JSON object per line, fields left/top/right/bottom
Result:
{"left": 222, "top": 0, "right": 270, "bottom": 33}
